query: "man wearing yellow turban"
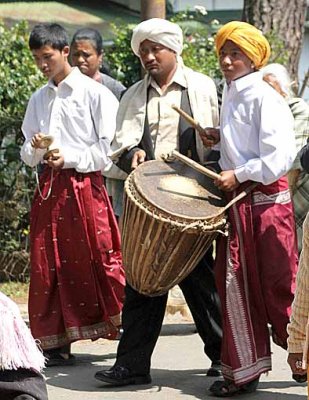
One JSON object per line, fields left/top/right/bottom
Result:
{"left": 215, "top": 21, "right": 270, "bottom": 70}
{"left": 202, "top": 21, "right": 299, "bottom": 397}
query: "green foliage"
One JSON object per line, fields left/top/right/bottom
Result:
{"left": 171, "top": 9, "right": 221, "bottom": 81}
{"left": 0, "top": 20, "right": 44, "bottom": 254}
{"left": 104, "top": 23, "right": 140, "bottom": 88}
{"left": 0, "top": 21, "right": 44, "bottom": 132}
{"left": 265, "top": 30, "right": 289, "bottom": 66}
{"left": 0, "top": 281, "right": 29, "bottom": 301}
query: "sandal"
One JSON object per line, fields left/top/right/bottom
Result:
{"left": 44, "top": 352, "right": 76, "bottom": 367}
{"left": 209, "top": 378, "right": 259, "bottom": 397}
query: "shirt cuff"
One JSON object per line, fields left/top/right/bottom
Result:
{"left": 63, "top": 151, "right": 79, "bottom": 169}
{"left": 234, "top": 165, "right": 248, "bottom": 183}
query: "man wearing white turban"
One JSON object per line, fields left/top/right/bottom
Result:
{"left": 131, "top": 18, "right": 183, "bottom": 57}
{"left": 98, "top": 18, "right": 222, "bottom": 387}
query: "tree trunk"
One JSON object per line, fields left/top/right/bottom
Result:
{"left": 242, "top": 0, "right": 307, "bottom": 85}
{"left": 141, "top": 0, "right": 166, "bottom": 21}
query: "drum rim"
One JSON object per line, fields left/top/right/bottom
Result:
{"left": 124, "top": 173, "right": 227, "bottom": 233}
{"left": 132, "top": 160, "right": 225, "bottom": 221}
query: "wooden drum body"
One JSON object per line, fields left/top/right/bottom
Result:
{"left": 122, "top": 160, "right": 227, "bottom": 296}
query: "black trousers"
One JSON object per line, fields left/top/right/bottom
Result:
{"left": 0, "top": 369, "right": 48, "bottom": 400}
{"left": 115, "top": 249, "right": 222, "bottom": 375}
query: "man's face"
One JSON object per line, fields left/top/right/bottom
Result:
{"left": 32, "top": 45, "right": 69, "bottom": 81}
{"left": 219, "top": 40, "right": 253, "bottom": 83}
{"left": 139, "top": 39, "right": 177, "bottom": 79}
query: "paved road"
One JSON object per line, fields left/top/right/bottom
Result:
{"left": 44, "top": 315, "right": 307, "bottom": 400}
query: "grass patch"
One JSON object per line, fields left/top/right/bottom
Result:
{"left": 0, "top": 281, "right": 29, "bottom": 303}
{"left": 0, "top": 1, "right": 139, "bottom": 39}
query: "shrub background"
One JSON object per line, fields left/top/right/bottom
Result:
{"left": 0, "top": 21, "right": 44, "bottom": 263}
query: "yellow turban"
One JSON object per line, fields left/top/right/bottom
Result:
{"left": 215, "top": 21, "right": 271, "bottom": 69}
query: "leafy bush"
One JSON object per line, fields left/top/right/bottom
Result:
{"left": 104, "top": 23, "right": 140, "bottom": 88}
{"left": 0, "top": 20, "right": 44, "bottom": 256}
{"left": 170, "top": 9, "right": 221, "bottom": 80}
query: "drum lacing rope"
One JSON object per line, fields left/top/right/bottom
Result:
{"left": 181, "top": 218, "right": 227, "bottom": 233}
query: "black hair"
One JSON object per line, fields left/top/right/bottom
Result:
{"left": 29, "top": 23, "right": 69, "bottom": 51}
{"left": 71, "top": 28, "right": 103, "bottom": 55}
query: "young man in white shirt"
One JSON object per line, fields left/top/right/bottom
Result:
{"left": 202, "top": 21, "right": 298, "bottom": 397}
{"left": 20, "top": 23, "right": 125, "bottom": 367}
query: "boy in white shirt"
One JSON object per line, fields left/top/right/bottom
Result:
{"left": 20, "top": 23, "right": 125, "bottom": 367}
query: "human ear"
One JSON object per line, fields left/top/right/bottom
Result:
{"left": 62, "top": 45, "right": 70, "bottom": 57}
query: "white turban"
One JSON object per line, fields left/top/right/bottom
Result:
{"left": 131, "top": 18, "right": 183, "bottom": 56}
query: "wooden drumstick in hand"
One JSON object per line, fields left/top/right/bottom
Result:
{"left": 171, "top": 104, "right": 218, "bottom": 147}
{"left": 171, "top": 104, "right": 217, "bottom": 148}
{"left": 171, "top": 104, "right": 205, "bottom": 135}
{"left": 171, "top": 150, "right": 221, "bottom": 180}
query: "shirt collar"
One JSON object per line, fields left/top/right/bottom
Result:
{"left": 230, "top": 71, "right": 262, "bottom": 93}
{"left": 148, "top": 63, "right": 188, "bottom": 91}
{"left": 47, "top": 67, "right": 81, "bottom": 90}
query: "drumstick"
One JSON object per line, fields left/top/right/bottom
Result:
{"left": 171, "top": 150, "right": 221, "bottom": 180}
{"left": 171, "top": 104, "right": 204, "bottom": 133}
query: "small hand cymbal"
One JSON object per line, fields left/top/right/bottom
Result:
{"left": 37, "top": 135, "right": 54, "bottom": 149}
{"left": 43, "top": 148, "right": 60, "bottom": 160}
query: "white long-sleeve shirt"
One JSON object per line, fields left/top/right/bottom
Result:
{"left": 219, "top": 71, "right": 296, "bottom": 185}
{"left": 21, "top": 67, "right": 118, "bottom": 173}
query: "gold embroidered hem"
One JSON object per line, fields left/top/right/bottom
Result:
{"left": 39, "top": 319, "right": 121, "bottom": 350}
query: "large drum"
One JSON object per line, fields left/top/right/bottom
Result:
{"left": 121, "top": 159, "right": 227, "bottom": 296}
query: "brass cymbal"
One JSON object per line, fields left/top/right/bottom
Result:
{"left": 43, "top": 148, "right": 59, "bottom": 160}
{"left": 37, "top": 135, "right": 54, "bottom": 149}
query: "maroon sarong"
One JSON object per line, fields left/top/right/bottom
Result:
{"left": 29, "top": 168, "right": 125, "bottom": 349}
{"left": 215, "top": 177, "right": 298, "bottom": 385}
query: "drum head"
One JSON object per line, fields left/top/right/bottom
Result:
{"left": 133, "top": 160, "right": 226, "bottom": 220}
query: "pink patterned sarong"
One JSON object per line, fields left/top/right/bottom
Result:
{"left": 29, "top": 168, "right": 125, "bottom": 349}
{"left": 215, "top": 177, "right": 298, "bottom": 385}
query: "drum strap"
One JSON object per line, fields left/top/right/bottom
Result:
{"left": 140, "top": 109, "right": 156, "bottom": 161}
{"left": 178, "top": 89, "right": 200, "bottom": 162}
{"left": 140, "top": 88, "right": 200, "bottom": 162}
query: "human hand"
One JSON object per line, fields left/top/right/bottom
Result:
{"left": 31, "top": 133, "right": 47, "bottom": 149}
{"left": 45, "top": 150, "right": 64, "bottom": 171}
{"left": 199, "top": 128, "right": 220, "bottom": 148}
{"left": 131, "top": 150, "right": 146, "bottom": 169}
{"left": 287, "top": 353, "right": 306, "bottom": 374}
{"left": 214, "top": 170, "right": 240, "bottom": 192}
{"left": 287, "top": 353, "right": 307, "bottom": 382}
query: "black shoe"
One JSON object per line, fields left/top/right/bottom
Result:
{"left": 209, "top": 377, "right": 259, "bottom": 397}
{"left": 94, "top": 365, "right": 152, "bottom": 386}
{"left": 292, "top": 373, "right": 307, "bottom": 383}
{"left": 207, "top": 361, "right": 222, "bottom": 377}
